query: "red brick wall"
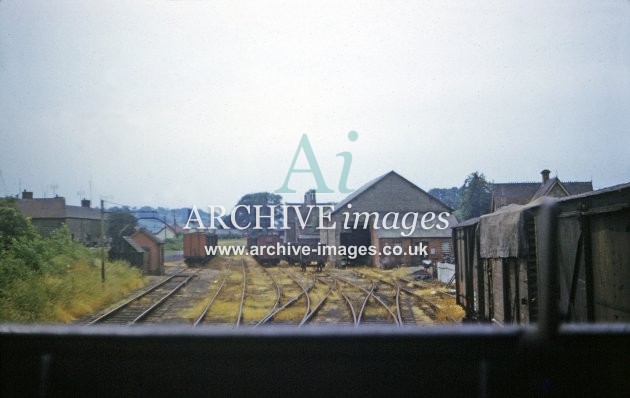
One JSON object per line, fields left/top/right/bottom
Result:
{"left": 376, "top": 237, "right": 451, "bottom": 267}
{"left": 131, "top": 231, "right": 164, "bottom": 275}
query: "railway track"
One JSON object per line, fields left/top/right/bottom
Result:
{"left": 395, "top": 283, "right": 418, "bottom": 326}
{"left": 330, "top": 273, "right": 399, "bottom": 326}
{"left": 361, "top": 273, "right": 457, "bottom": 324}
{"left": 194, "top": 259, "right": 247, "bottom": 327}
{"left": 90, "top": 255, "right": 457, "bottom": 327}
{"left": 342, "top": 271, "right": 459, "bottom": 325}
{"left": 300, "top": 276, "right": 354, "bottom": 326}
{"left": 256, "top": 268, "right": 310, "bottom": 326}
{"left": 240, "top": 259, "right": 281, "bottom": 326}
{"left": 398, "top": 277, "right": 456, "bottom": 299}
{"left": 89, "top": 270, "right": 195, "bottom": 325}
{"left": 329, "top": 275, "right": 367, "bottom": 326}
{"left": 396, "top": 282, "right": 456, "bottom": 323}
{"left": 281, "top": 270, "right": 312, "bottom": 325}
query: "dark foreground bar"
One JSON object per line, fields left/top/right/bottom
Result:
{"left": 1, "top": 324, "right": 629, "bottom": 397}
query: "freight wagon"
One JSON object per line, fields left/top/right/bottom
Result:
{"left": 183, "top": 231, "right": 218, "bottom": 265}
{"left": 453, "top": 182, "right": 630, "bottom": 324}
{"left": 286, "top": 241, "right": 326, "bottom": 271}
{"left": 247, "top": 234, "right": 283, "bottom": 265}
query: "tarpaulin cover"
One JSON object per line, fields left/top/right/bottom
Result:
{"left": 479, "top": 204, "right": 526, "bottom": 258}
{"left": 479, "top": 197, "right": 555, "bottom": 258}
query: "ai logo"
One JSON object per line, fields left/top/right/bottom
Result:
{"left": 275, "top": 131, "right": 358, "bottom": 194}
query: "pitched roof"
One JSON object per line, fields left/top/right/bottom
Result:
{"left": 17, "top": 197, "right": 66, "bottom": 218}
{"left": 492, "top": 177, "right": 593, "bottom": 210}
{"left": 333, "top": 173, "right": 386, "bottom": 213}
{"left": 17, "top": 197, "right": 101, "bottom": 220}
{"left": 132, "top": 228, "right": 164, "bottom": 244}
{"left": 332, "top": 170, "right": 453, "bottom": 214}
{"left": 563, "top": 181, "right": 595, "bottom": 195}
{"left": 123, "top": 236, "right": 146, "bottom": 253}
{"left": 157, "top": 224, "right": 182, "bottom": 234}
{"left": 65, "top": 204, "right": 101, "bottom": 220}
{"left": 492, "top": 183, "right": 539, "bottom": 206}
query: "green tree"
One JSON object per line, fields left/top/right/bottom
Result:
{"left": 106, "top": 210, "right": 137, "bottom": 248}
{"left": 428, "top": 187, "right": 461, "bottom": 210}
{"left": 232, "top": 192, "right": 283, "bottom": 232}
{"left": 456, "top": 172, "right": 492, "bottom": 220}
{"left": 0, "top": 197, "right": 38, "bottom": 252}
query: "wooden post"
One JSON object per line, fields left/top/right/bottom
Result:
{"left": 101, "top": 199, "right": 105, "bottom": 285}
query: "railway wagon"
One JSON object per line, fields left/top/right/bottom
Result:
{"left": 248, "top": 234, "right": 283, "bottom": 265}
{"left": 453, "top": 182, "right": 630, "bottom": 324}
{"left": 286, "top": 241, "right": 326, "bottom": 271}
{"left": 183, "top": 231, "right": 218, "bottom": 265}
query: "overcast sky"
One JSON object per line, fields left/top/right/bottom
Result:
{"left": 1, "top": 1, "right": 628, "bottom": 209}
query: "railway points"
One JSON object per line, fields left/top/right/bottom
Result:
{"left": 88, "top": 254, "right": 463, "bottom": 327}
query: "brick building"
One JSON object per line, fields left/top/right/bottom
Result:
{"left": 320, "top": 171, "right": 457, "bottom": 267}
{"left": 491, "top": 169, "right": 593, "bottom": 212}
{"left": 17, "top": 191, "right": 102, "bottom": 246}
{"left": 129, "top": 228, "right": 164, "bottom": 275}
{"left": 284, "top": 189, "right": 334, "bottom": 246}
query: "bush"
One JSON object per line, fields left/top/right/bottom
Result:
{"left": 0, "top": 200, "right": 145, "bottom": 323}
{"left": 164, "top": 235, "right": 183, "bottom": 251}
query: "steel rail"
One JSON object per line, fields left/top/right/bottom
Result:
{"left": 88, "top": 269, "right": 186, "bottom": 325}
{"left": 370, "top": 275, "right": 455, "bottom": 323}
{"left": 397, "top": 284, "right": 456, "bottom": 323}
{"left": 255, "top": 267, "right": 282, "bottom": 326}
{"left": 335, "top": 276, "right": 398, "bottom": 326}
{"left": 300, "top": 278, "right": 336, "bottom": 326}
{"left": 398, "top": 277, "right": 455, "bottom": 299}
{"left": 256, "top": 269, "right": 310, "bottom": 326}
{"left": 327, "top": 272, "right": 359, "bottom": 326}
{"left": 357, "top": 281, "right": 376, "bottom": 324}
{"left": 394, "top": 283, "right": 404, "bottom": 326}
{"left": 235, "top": 259, "right": 247, "bottom": 327}
{"left": 283, "top": 270, "right": 311, "bottom": 326}
{"left": 256, "top": 292, "right": 305, "bottom": 325}
{"left": 193, "top": 266, "right": 233, "bottom": 327}
{"left": 339, "top": 291, "right": 358, "bottom": 327}
{"left": 132, "top": 273, "right": 195, "bottom": 324}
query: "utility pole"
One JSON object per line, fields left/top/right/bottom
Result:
{"left": 101, "top": 199, "right": 105, "bottom": 285}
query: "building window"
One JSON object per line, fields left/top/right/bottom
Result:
{"left": 441, "top": 241, "right": 451, "bottom": 256}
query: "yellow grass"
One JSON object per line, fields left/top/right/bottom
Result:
{"left": 1, "top": 258, "right": 145, "bottom": 323}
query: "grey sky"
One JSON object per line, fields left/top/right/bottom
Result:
{"left": 1, "top": 1, "right": 628, "bottom": 209}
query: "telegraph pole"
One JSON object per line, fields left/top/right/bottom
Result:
{"left": 101, "top": 199, "right": 105, "bottom": 285}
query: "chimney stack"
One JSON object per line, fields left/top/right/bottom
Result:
{"left": 21, "top": 190, "right": 33, "bottom": 199}
{"left": 541, "top": 169, "right": 551, "bottom": 184}
{"left": 304, "top": 189, "right": 317, "bottom": 205}
{"left": 81, "top": 198, "right": 91, "bottom": 208}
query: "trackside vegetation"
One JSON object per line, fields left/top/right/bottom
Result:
{"left": 0, "top": 198, "right": 145, "bottom": 323}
